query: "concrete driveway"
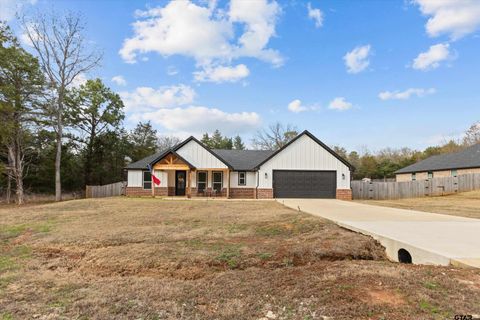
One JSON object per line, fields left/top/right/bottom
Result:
{"left": 278, "top": 199, "right": 480, "bottom": 268}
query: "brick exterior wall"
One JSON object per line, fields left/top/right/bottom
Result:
{"left": 229, "top": 188, "right": 255, "bottom": 199}
{"left": 336, "top": 189, "right": 352, "bottom": 200}
{"left": 257, "top": 188, "right": 273, "bottom": 199}
{"left": 126, "top": 187, "right": 169, "bottom": 197}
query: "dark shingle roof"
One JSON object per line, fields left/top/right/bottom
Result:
{"left": 212, "top": 149, "right": 274, "bottom": 171}
{"left": 125, "top": 150, "right": 168, "bottom": 169}
{"left": 395, "top": 143, "right": 480, "bottom": 174}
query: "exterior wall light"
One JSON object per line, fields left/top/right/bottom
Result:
{"left": 342, "top": 173, "right": 346, "bottom": 180}
{"left": 264, "top": 172, "right": 268, "bottom": 179}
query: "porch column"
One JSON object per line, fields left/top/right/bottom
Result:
{"left": 226, "top": 169, "right": 230, "bottom": 199}
{"left": 187, "top": 169, "right": 192, "bottom": 198}
{"left": 151, "top": 168, "right": 155, "bottom": 197}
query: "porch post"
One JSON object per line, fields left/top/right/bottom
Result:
{"left": 226, "top": 169, "right": 230, "bottom": 199}
{"left": 151, "top": 168, "right": 155, "bottom": 197}
{"left": 187, "top": 169, "right": 192, "bottom": 198}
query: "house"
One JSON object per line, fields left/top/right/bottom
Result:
{"left": 125, "top": 130, "right": 354, "bottom": 200}
{"left": 395, "top": 143, "right": 480, "bottom": 181}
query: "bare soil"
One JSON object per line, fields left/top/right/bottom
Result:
{"left": 358, "top": 189, "right": 480, "bottom": 219}
{"left": 0, "top": 198, "right": 479, "bottom": 319}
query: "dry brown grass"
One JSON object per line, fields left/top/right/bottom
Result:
{"left": 358, "top": 189, "right": 480, "bottom": 219}
{"left": 0, "top": 197, "right": 479, "bottom": 319}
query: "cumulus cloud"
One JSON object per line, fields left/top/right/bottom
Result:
{"left": 343, "top": 45, "right": 371, "bottom": 74}
{"left": 287, "top": 99, "right": 308, "bottom": 113}
{"left": 194, "top": 64, "right": 250, "bottom": 83}
{"left": 379, "top": 88, "right": 436, "bottom": 100}
{"left": 119, "top": 85, "right": 196, "bottom": 112}
{"left": 121, "top": 84, "right": 261, "bottom": 135}
{"left": 0, "top": 0, "right": 37, "bottom": 22}
{"left": 307, "top": 2, "right": 323, "bottom": 28}
{"left": 130, "top": 106, "right": 261, "bottom": 135}
{"left": 413, "top": 0, "right": 480, "bottom": 40}
{"left": 111, "top": 75, "right": 127, "bottom": 86}
{"left": 68, "top": 73, "right": 88, "bottom": 89}
{"left": 120, "top": 0, "right": 283, "bottom": 81}
{"left": 328, "top": 97, "right": 352, "bottom": 111}
{"left": 412, "top": 43, "right": 452, "bottom": 70}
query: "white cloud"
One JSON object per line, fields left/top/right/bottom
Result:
{"left": 0, "top": 0, "right": 37, "bottom": 22}
{"left": 379, "top": 88, "right": 436, "bottom": 100}
{"left": 413, "top": 0, "right": 480, "bottom": 40}
{"left": 287, "top": 99, "right": 308, "bottom": 113}
{"left": 68, "top": 73, "right": 88, "bottom": 89}
{"left": 412, "top": 43, "right": 452, "bottom": 70}
{"left": 119, "top": 84, "right": 196, "bottom": 112}
{"left": 130, "top": 106, "right": 261, "bottom": 135}
{"left": 343, "top": 45, "right": 371, "bottom": 74}
{"left": 307, "top": 2, "right": 323, "bottom": 28}
{"left": 167, "top": 66, "right": 178, "bottom": 76}
{"left": 111, "top": 75, "right": 127, "bottom": 86}
{"left": 194, "top": 64, "right": 250, "bottom": 83}
{"left": 122, "top": 83, "right": 261, "bottom": 135}
{"left": 119, "top": 0, "right": 282, "bottom": 81}
{"left": 328, "top": 97, "right": 352, "bottom": 111}
{"left": 120, "top": 0, "right": 282, "bottom": 65}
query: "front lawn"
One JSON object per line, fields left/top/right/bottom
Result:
{"left": 0, "top": 198, "right": 479, "bottom": 319}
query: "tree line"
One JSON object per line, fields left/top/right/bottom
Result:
{"left": 1, "top": 12, "right": 479, "bottom": 204}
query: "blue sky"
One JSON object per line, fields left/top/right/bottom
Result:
{"left": 2, "top": 0, "right": 480, "bottom": 152}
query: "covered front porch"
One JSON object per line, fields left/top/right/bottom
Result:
{"left": 150, "top": 151, "right": 231, "bottom": 198}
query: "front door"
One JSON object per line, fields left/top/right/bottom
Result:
{"left": 175, "top": 170, "right": 186, "bottom": 196}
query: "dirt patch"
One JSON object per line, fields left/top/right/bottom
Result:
{"left": 0, "top": 198, "right": 479, "bottom": 319}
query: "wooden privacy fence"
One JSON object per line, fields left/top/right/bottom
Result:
{"left": 85, "top": 181, "right": 126, "bottom": 198}
{"left": 352, "top": 173, "right": 480, "bottom": 200}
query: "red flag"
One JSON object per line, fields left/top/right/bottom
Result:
{"left": 147, "top": 164, "right": 161, "bottom": 186}
{"left": 152, "top": 174, "right": 161, "bottom": 186}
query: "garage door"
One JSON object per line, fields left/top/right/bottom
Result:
{"left": 273, "top": 170, "right": 336, "bottom": 198}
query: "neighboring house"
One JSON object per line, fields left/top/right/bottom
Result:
{"left": 125, "top": 130, "right": 354, "bottom": 200}
{"left": 395, "top": 143, "right": 480, "bottom": 181}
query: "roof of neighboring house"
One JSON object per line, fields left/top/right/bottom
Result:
{"left": 212, "top": 149, "right": 274, "bottom": 171}
{"left": 125, "top": 130, "right": 354, "bottom": 171}
{"left": 395, "top": 143, "right": 480, "bottom": 174}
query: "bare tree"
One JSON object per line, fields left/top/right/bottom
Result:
{"left": 252, "top": 122, "right": 299, "bottom": 150}
{"left": 463, "top": 121, "right": 480, "bottom": 146}
{"left": 22, "top": 11, "right": 102, "bottom": 201}
{"left": 157, "top": 135, "right": 182, "bottom": 151}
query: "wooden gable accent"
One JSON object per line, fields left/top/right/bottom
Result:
{"left": 153, "top": 152, "right": 191, "bottom": 170}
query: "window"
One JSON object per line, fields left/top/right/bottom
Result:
{"left": 451, "top": 169, "right": 458, "bottom": 177}
{"left": 213, "top": 171, "right": 223, "bottom": 193}
{"left": 197, "top": 171, "right": 207, "bottom": 192}
{"left": 411, "top": 173, "right": 416, "bottom": 181}
{"left": 143, "top": 171, "right": 152, "bottom": 190}
{"left": 428, "top": 171, "right": 434, "bottom": 179}
{"left": 238, "top": 171, "right": 246, "bottom": 186}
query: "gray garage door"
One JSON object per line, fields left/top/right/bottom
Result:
{"left": 273, "top": 170, "right": 336, "bottom": 198}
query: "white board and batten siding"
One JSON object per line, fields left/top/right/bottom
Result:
{"left": 127, "top": 170, "right": 143, "bottom": 187}
{"left": 128, "top": 169, "right": 168, "bottom": 187}
{"left": 230, "top": 171, "right": 257, "bottom": 188}
{"left": 257, "top": 134, "right": 351, "bottom": 189}
{"left": 176, "top": 140, "right": 228, "bottom": 169}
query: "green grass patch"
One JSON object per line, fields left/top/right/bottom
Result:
{"left": 0, "top": 256, "right": 17, "bottom": 272}
{"left": 216, "top": 246, "right": 242, "bottom": 269}
{"left": 419, "top": 299, "right": 439, "bottom": 314}
{"left": 227, "top": 223, "right": 248, "bottom": 234}
{"left": 423, "top": 281, "right": 439, "bottom": 290}
{"left": 257, "top": 252, "right": 273, "bottom": 260}
{"left": 0, "top": 312, "right": 13, "bottom": 320}
{"left": 255, "top": 225, "right": 285, "bottom": 237}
